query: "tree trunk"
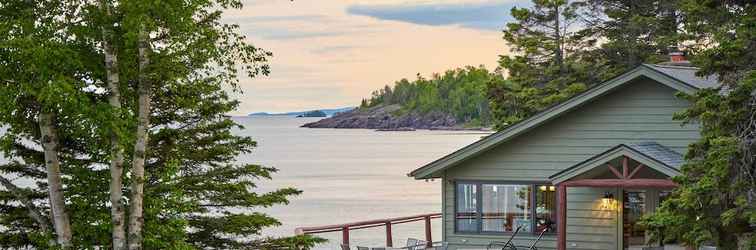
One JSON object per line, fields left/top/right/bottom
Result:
{"left": 100, "top": 1, "right": 127, "bottom": 248}
{"left": 127, "top": 26, "right": 151, "bottom": 250}
{"left": 0, "top": 175, "right": 51, "bottom": 233}
{"left": 38, "top": 111, "right": 73, "bottom": 248}
{"left": 553, "top": 3, "right": 564, "bottom": 73}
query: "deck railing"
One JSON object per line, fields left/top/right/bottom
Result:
{"left": 294, "top": 213, "right": 441, "bottom": 247}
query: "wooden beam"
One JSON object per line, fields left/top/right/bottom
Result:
{"left": 557, "top": 185, "right": 567, "bottom": 250}
{"left": 342, "top": 226, "right": 349, "bottom": 246}
{"left": 622, "top": 156, "right": 629, "bottom": 178}
{"left": 606, "top": 163, "right": 624, "bottom": 179}
{"left": 627, "top": 164, "right": 645, "bottom": 179}
{"left": 562, "top": 178, "right": 677, "bottom": 188}
{"left": 424, "top": 216, "right": 432, "bottom": 247}
{"left": 385, "top": 222, "right": 393, "bottom": 247}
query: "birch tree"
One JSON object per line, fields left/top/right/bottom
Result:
{"left": 99, "top": 0, "right": 128, "bottom": 248}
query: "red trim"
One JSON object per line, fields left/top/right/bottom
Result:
{"left": 557, "top": 185, "right": 567, "bottom": 250}
{"left": 627, "top": 164, "right": 645, "bottom": 179}
{"left": 561, "top": 178, "right": 677, "bottom": 188}
{"left": 607, "top": 163, "right": 624, "bottom": 179}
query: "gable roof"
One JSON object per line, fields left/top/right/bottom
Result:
{"left": 409, "top": 64, "right": 718, "bottom": 179}
{"left": 548, "top": 142, "right": 683, "bottom": 184}
{"left": 645, "top": 64, "right": 720, "bottom": 89}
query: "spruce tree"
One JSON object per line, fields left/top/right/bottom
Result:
{"left": 642, "top": 1, "right": 755, "bottom": 248}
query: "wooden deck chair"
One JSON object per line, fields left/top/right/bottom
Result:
{"left": 486, "top": 225, "right": 523, "bottom": 250}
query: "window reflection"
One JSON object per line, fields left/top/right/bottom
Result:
{"left": 481, "top": 184, "right": 531, "bottom": 232}
{"left": 536, "top": 185, "right": 557, "bottom": 233}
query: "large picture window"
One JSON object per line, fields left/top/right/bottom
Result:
{"left": 455, "top": 182, "right": 557, "bottom": 234}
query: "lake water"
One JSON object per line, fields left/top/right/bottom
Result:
{"left": 233, "top": 116, "right": 487, "bottom": 249}
{"left": 0, "top": 117, "right": 486, "bottom": 249}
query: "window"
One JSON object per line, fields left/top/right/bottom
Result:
{"left": 455, "top": 182, "right": 557, "bottom": 234}
{"left": 455, "top": 183, "right": 478, "bottom": 232}
{"left": 481, "top": 184, "right": 531, "bottom": 232}
{"left": 535, "top": 185, "right": 557, "bottom": 233}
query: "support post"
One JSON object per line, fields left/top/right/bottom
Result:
{"left": 385, "top": 222, "right": 393, "bottom": 247}
{"left": 557, "top": 184, "right": 567, "bottom": 250}
{"left": 424, "top": 215, "right": 432, "bottom": 246}
{"left": 342, "top": 226, "right": 350, "bottom": 246}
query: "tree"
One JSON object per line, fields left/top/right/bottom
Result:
{"left": 642, "top": 1, "right": 755, "bottom": 249}
{"left": 0, "top": 0, "right": 94, "bottom": 247}
{"left": 489, "top": 0, "right": 599, "bottom": 130}
{"left": 360, "top": 66, "right": 498, "bottom": 126}
{"left": 579, "top": 0, "right": 681, "bottom": 75}
{"left": 0, "top": 0, "right": 325, "bottom": 248}
{"left": 98, "top": 0, "right": 128, "bottom": 248}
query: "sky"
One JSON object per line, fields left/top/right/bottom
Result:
{"left": 224, "top": 0, "right": 529, "bottom": 115}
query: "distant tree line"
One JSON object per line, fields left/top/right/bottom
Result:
{"left": 360, "top": 66, "right": 502, "bottom": 126}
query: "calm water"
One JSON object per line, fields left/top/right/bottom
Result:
{"left": 0, "top": 117, "right": 486, "bottom": 249}
{"left": 233, "top": 116, "right": 486, "bottom": 249}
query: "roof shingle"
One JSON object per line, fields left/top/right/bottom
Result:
{"left": 626, "top": 142, "right": 684, "bottom": 169}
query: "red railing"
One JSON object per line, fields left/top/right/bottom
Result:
{"left": 295, "top": 213, "right": 441, "bottom": 247}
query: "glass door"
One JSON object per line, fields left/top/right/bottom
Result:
{"left": 623, "top": 190, "right": 646, "bottom": 250}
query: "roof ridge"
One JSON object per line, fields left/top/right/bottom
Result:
{"left": 646, "top": 63, "right": 700, "bottom": 70}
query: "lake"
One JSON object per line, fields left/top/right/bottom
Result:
{"left": 233, "top": 116, "right": 487, "bottom": 249}
{"left": 0, "top": 117, "right": 486, "bottom": 249}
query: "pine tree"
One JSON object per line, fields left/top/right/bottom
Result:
{"left": 581, "top": 0, "right": 682, "bottom": 75}
{"left": 641, "top": 1, "right": 755, "bottom": 249}
{"left": 489, "top": 0, "right": 600, "bottom": 130}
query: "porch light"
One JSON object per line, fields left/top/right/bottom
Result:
{"left": 539, "top": 185, "right": 556, "bottom": 192}
{"left": 601, "top": 192, "right": 615, "bottom": 210}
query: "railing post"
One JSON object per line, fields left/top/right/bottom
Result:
{"left": 424, "top": 215, "right": 432, "bottom": 246}
{"left": 385, "top": 221, "right": 393, "bottom": 247}
{"left": 342, "top": 226, "right": 350, "bottom": 246}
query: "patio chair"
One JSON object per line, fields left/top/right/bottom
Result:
{"left": 486, "top": 225, "right": 523, "bottom": 250}
{"left": 415, "top": 240, "right": 428, "bottom": 250}
{"left": 341, "top": 244, "right": 351, "bottom": 250}
{"left": 430, "top": 241, "right": 449, "bottom": 250}
{"left": 524, "top": 228, "right": 548, "bottom": 250}
{"left": 406, "top": 238, "right": 419, "bottom": 249}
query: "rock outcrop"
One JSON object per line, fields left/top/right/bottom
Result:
{"left": 301, "top": 104, "right": 485, "bottom": 130}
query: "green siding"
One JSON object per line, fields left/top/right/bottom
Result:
{"left": 441, "top": 79, "right": 699, "bottom": 249}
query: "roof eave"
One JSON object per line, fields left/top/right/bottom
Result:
{"left": 549, "top": 145, "right": 682, "bottom": 184}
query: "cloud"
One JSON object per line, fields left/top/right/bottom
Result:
{"left": 346, "top": 0, "right": 528, "bottom": 31}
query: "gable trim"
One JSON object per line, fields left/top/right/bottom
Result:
{"left": 409, "top": 65, "right": 699, "bottom": 179}
{"left": 548, "top": 144, "right": 682, "bottom": 184}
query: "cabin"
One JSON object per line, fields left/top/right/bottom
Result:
{"left": 408, "top": 62, "right": 719, "bottom": 250}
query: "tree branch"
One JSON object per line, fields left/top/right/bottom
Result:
{"left": 0, "top": 175, "right": 51, "bottom": 233}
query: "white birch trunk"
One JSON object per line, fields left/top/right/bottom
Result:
{"left": 38, "top": 111, "right": 73, "bottom": 248}
{"left": 100, "top": 1, "right": 127, "bottom": 248}
{"left": 127, "top": 26, "right": 151, "bottom": 250}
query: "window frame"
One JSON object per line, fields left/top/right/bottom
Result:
{"left": 453, "top": 180, "right": 558, "bottom": 236}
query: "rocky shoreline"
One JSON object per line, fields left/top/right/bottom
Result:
{"left": 300, "top": 104, "right": 491, "bottom": 131}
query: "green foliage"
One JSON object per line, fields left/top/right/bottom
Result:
{"left": 0, "top": 0, "right": 323, "bottom": 249}
{"left": 641, "top": 1, "right": 756, "bottom": 248}
{"left": 489, "top": 0, "right": 685, "bottom": 130}
{"left": 489, "top": 0, "right": 600, "bottom": 130}
{"left": 361, "top": 66, "right": 500, "bottom": 126}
